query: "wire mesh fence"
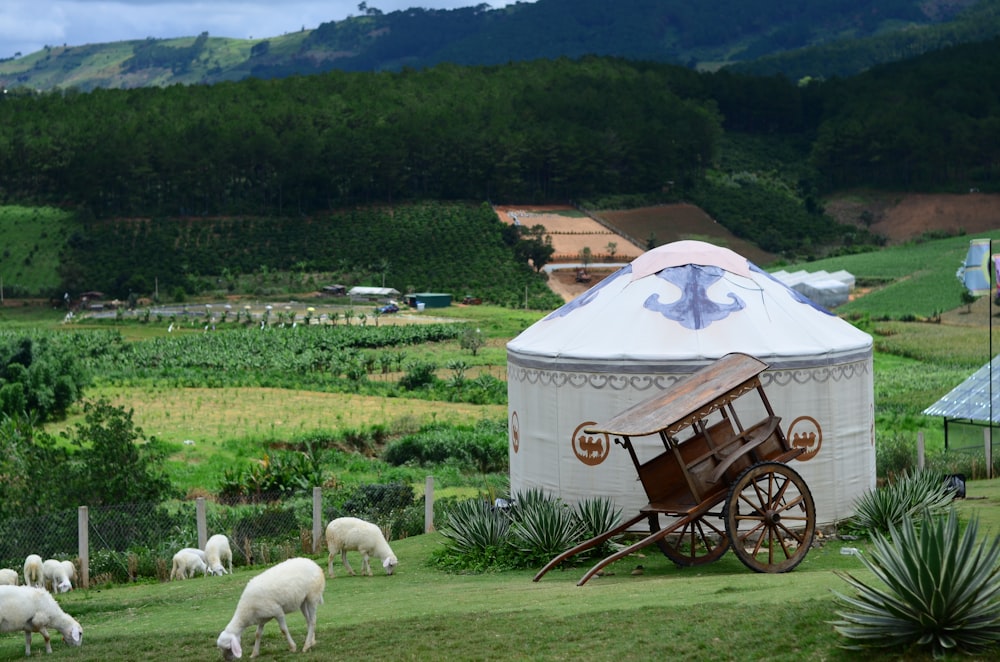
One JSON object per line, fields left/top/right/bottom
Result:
{"left": 0, "top": 478, "right": 439, "bottom": 588}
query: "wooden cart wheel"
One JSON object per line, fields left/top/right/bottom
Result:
{"left": 722, "top": 462, "right": 815, "bottom": 573}
{"left": 648, "top": 513, "right": 730, "bottom": 566}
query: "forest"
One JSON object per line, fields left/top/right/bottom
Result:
{"left": 1, "top": 36, "right": 1000, "bottom": 300}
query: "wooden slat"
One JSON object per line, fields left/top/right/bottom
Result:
{"left": 584, "top": 353, "right": 768, "bottom": 437}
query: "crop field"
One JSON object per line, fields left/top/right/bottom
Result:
{"left": 595, "top": 203, "right": 776, "bottom": 265}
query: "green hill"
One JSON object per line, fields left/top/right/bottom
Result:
{"left": 0, "top": 0, "right": 992, "bottom": 92}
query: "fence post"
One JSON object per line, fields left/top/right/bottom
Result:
{"left": 312, "top": 487, "right": 323, "bottom": 554}
{"left": 987, "top": 428, "right": 994, "bottom": 480}
{"left": 917, "top": 431, "right": 925, "bottom": 470}
{"left": 196, "top": 497, "right": 207, "bottom": 549}
{"left": 77, "top": 506, "right": 89, "bottom": 590}
{"left": 425, "top": 475, "right": 435, "bottom": 533}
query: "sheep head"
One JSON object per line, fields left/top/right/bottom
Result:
{"left": 61, "top": 619, "right": 83, "bottom": 647}
{"left": 382, "top": 555, "right": 398, "bottom": 576}
{"left": 217, "top": 630, "right": 242, "bottom": 660}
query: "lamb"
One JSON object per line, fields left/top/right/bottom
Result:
{"left": 41, "top": 559, "right": 72, "bottom": 594}
{"left": 23, "top": 554, "right": 43, "bottom": 589}
{"left": 215, "top": 557, "right": 325, "bottom": 660}
{"left": 60, "top": 561, "right": 77, "bottom": 590}
{"left": 325, "top": 516, "right": 398, "bottom": 577}
{"left": 0, "top": 568, "right": 18, "bottom": 585}
{"left": 205, "top": 534, "right": 233, "bottom": 576}
{"left": 178, "top": 547, "right": 208, "bottom": 563}
{"left": 170, "top": 549, "right": 208, "bottom": 580}
{"left": 0, "top": 585, "right": 83, "bottom": 656}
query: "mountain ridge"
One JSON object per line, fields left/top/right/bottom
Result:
{"left": 1, "top": 0, "right": 994, "bottom": 92}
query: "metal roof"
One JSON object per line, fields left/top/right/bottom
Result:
{"left": 923, "top": 355, "right": 1000, "bottom": 424}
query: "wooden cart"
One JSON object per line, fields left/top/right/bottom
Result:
{"left": 533, "top": 352, "right": 816, "bottom": 586}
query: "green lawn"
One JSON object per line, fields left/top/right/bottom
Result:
{"left": 9, "top": 477, "right": 998, "bottom": 661}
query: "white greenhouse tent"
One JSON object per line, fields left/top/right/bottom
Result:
{"left": 506, "top": 240, "right": 875, "bottom": 527}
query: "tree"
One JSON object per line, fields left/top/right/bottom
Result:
{"left": 66, "top": 399, "right": 173, "bottom": 506}
{"left": 579, "top": 246, "right": 593, "bottom": 268}
{"left": 606, "top": 241, "right": 618, "bottom": 260}
{"left": 0, "top": 336, "right": 89, "bottom": 421}
{"left": 961, "top": 289, "right": 978, "bottom": 313}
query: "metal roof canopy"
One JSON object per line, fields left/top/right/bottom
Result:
{"left": 923, "top": 354, "right": 1000, "bottom": 448}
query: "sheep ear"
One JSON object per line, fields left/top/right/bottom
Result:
{"left": 231, "top": 635, "right": 242, "bottom": 659}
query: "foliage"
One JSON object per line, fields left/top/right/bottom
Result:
{"left": 434, "top": 490, "right": 621, "bottom": 572}
{"left": 218, "top": 450, "right": 324, "bottom": 504}
{"left": 0, "top": 334, "right": 90, "bottom": 421}
{"left": 849, "top": 470, "right": 956, "bottom": 537}
{"left": 832, "top": 509, "right": 1000, "bottom": 658}
{"left": 63, "top": 398, "right": 174, "bottom": 506}
{"left": 459, "top": 326, "right": 485, "bottom": 356}
{"left": 381, "top": 419, "right": 508, "bottom": 473}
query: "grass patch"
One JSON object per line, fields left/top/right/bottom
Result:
{"left": 13, "top": 479, "right": 1000, "bottom": 662}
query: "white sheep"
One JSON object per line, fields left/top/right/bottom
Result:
{"left": 41, "top": 559, "right": 72, "bottom": 594}
{"left": 60, "top": 560, "right": 77, "bottom": 590}
{"left": 325, "top": 516, "right": 398, "bottom": 577}
{"left": 0, "top": 585, "right": 83, "bottom": 656}
{"left": 178, "top": 547, "right": 208, "bottom": 563}
{"left": 170, "top": 549, "right": 208, "bottom": 580}
{"left": 23, "top": 554, "right": 43, "bottom": 589}
{"left": 205, "top": 534, "right": 233, "bottom": 576}
{"left": 216, "top": 557, "right": 325, "bottom": 660}
{"left": 0, "top": 568, "right": 19, "bottom": 585}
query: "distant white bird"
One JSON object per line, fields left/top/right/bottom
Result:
{"left": 168, "top": 323, "right": 174, "bottom": 332}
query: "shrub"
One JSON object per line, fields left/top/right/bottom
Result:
{"left": 849, "top": 470, "right": 955, "bottom": 537}
{"left": 832, "top": 509, "right": 1000, "bottom": 657}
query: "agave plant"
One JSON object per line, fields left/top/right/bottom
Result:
{"left": 831, "top": 509, "right": 1000, "bottom": 657}
{"left": 573, "top": 496, "right": 622, "bottom": 542}
{"left": 439, "top": 499, "right": 509, "bottom": 556}
{"left": 507, "top": 490, "right": 584, "bottom": 558}
{"left": 851, "top": 469, "right": 955, "bottom": 536}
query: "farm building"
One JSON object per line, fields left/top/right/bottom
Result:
{"left": 770, "top": 269, "right": 855, "bottom": 308}
{"left": 405, "top": 292, "right": 452, "bottom": 309}
{"left": 923, "top": 355, "right": 1000, "bottom": 451}
{"left": 348, "top": 286, "right": 400, "bottom": 301}
{"left": 506, "top": 240, "right": 875, "bottom": 528}
{"left": 320, "top": 284, "right": 347, "bottom": 296}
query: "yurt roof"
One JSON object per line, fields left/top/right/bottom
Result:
{"left": 508, "top": 241, "right": 871, "bottom": 369}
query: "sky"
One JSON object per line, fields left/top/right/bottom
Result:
{"left": 1, "top": 1, "right": 531, "bottom": 60}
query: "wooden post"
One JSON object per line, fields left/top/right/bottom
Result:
{"left": 312, "top": 487, "right": 323, "bottom": 554}
{"left": 425, "top": 475, "right": 435, "bottom": 533}
{"left": 917, "top": 431, "right": 925, "bottom": 471}
{"left": 196, "top": 497, "right": 207, "bottom": 549}
{"left": 987, "top": 428, "right": 994, "bottom": 480}
{"left": 78, "top": 506, "right": 89, "bottom": 590}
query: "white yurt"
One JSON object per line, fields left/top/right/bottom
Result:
{"left": 506, "top": 240, "right": 875, "bottom": 527}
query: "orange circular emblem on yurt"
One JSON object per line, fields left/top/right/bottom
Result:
{"left": 572, "top": 421, "right": 610, "bottom": 466}
{"left": 787, "top": 416, "right": 822, "bottom": 461}
{"left": 510, "top": 411, "right": 520, "bottom": 453}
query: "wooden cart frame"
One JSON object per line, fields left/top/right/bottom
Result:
{"left": 533, "top": 352, "right": 816, "bottom": 586}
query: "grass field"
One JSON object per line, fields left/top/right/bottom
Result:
{"left": 4, "top": 478, "right": 997, "bottom": 662}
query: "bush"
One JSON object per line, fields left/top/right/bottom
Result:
{"left": 848, "top": 470, "right": 955, "bottom": 537}
{"left": 381, "top": 420, "right": 508, "bottom": 473}
{"left": 832, "top": 509, "right": 1000, "bottom": 657}
{"left": 433, "top": 490, "right": 620, "bottom": 572}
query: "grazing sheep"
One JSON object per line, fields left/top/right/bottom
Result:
{"left": 60, "top": 560, "right": 77, "bottom": 590}
{"left": 41, "top": 559, "right": 72, "bottom": 594}
{"left": 178, "top": 547, "right": 207, "bottom": 565}
{"left": 325, "top": 517, "right": 398, "bottom": 577}
{"left": 170, "top": 549, "right": 208, "bottom": 580}
{"left": 205, "top": 534, "right": 233, "bottom": 576}
{"left": 0, "top": 568, "right": 18, "bottom": 586}
{"left": 216, "top": 557, "right": 325, "bottom": 660}
{"left": 0, "top": 585, "right": 83, "bottom": 656}
{"left": 23, "top": 554, "right": 43, "bottom": 589}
